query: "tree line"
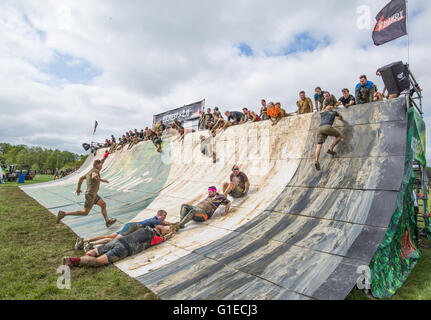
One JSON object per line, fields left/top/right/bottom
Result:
{"left": 0, "top": 143, "right": 88, "bottom": 173}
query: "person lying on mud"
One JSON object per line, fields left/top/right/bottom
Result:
{"left": 315, "top": 104, "right": 343, "bottom": 171}
{"left": 74, "top": 210, "right": 173, "bottom": 251}
{"left": 174, "top": 186, "right": 231, "bottom": 229}
{"left": 63, "top": 225, "right": 175, "bottom": 268}
{"left": 56, "top": 159, "right": 117, "bottom": 228}
{"left": 223, "top": 165, "right": 249, "bottom": 198}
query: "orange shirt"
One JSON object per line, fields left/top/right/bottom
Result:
{"left": 267, "top": 106, "right": 281, "bottom": 118}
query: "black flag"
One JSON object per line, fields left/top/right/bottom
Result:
{"left": 372, "top": 0, "right": 407, "bottom": 46}
{"left": 93, "top": 120, "right": 98, "bottom": 135}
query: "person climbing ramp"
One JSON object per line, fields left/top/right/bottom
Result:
{"left": 315, "top": 105, "right": 343, "bottom": 171}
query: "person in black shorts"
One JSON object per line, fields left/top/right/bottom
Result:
{"left": 63, "top": 225, "right": 175, "bottom": 267}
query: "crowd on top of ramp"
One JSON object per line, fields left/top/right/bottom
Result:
{"left": 93, "top": 70, "right": 417, "bottom": 157}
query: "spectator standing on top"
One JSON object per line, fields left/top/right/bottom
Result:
{"left": 355, "top": 75, "right": 375, "bottom": 105}
{"left": 203, "top": 108, "right": 213, "bottom": 130}
{"left": 297, "top": 91, "right": 313, "bottom": 115}
{"left": 314, "top": 87, "right": 325, "bottom": 112}
{"left": 260, "top": 99, "right": 269, "bottom": 120}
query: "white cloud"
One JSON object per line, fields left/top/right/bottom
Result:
{"left": 0, "top": 0, "right": 430, "bottom": 165}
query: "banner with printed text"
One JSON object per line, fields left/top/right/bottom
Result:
{"left": 153, "top": 100, "right": 204, "bottom": 127}
{"left": 369, "top": 108, "right": 426, "bottom": 298}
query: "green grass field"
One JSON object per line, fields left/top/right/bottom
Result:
{"left": 0, "top": 179, "right": 158, "bottom": 299}
{"left": 1, "top": 177, "right": 430, "bottom": 299}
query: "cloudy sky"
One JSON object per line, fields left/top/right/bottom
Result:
{"left": 0, "top": 0, "right": 430, "bottom": 161}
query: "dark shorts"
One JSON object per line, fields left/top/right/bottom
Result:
{"left": 192, "top": 211, "right": 210, "bottom": 222}
{"left": 153, "top": 137, "right": 162, "bottom": 145}
{"left": 116, "top": 222, "right": 141, "bottom": 236}
{"left": 97, "top": 239, "right": 129, "bottom": 264}
{"left": 317, "top": 125, "right": 341, "bottom": 144}
{"left": 229, "top": 185, "right": 246, "bottom": 198}
{"left": 181, "top": 204, "right": 211, "bottom": 222}
{"left": 84, "top": 194, "right": 101, "bottom": 210}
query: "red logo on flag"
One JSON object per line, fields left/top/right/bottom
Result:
{"left": 374, "top": 11, "right": 406, "bottom": 32}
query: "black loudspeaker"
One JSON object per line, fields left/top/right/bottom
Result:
{"left": 377, "top": 61, "right": 410, "bottom": 95}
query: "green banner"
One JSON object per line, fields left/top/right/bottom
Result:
{"left": 369, "top": 108, "right": 426, "bottom": 298}
{"left": 412, "top": 109, "right": 427, "bottom": 167}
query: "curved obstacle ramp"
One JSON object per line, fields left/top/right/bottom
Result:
{"left": 21, "top": 97, "right": 411, "bottom": 300}
{"left": 131, "top": 98, "right": 409, "bottom": 300}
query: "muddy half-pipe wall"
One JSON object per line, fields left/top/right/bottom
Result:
{"left": 21, "top": 97, "right": 409, "bottom": 300}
